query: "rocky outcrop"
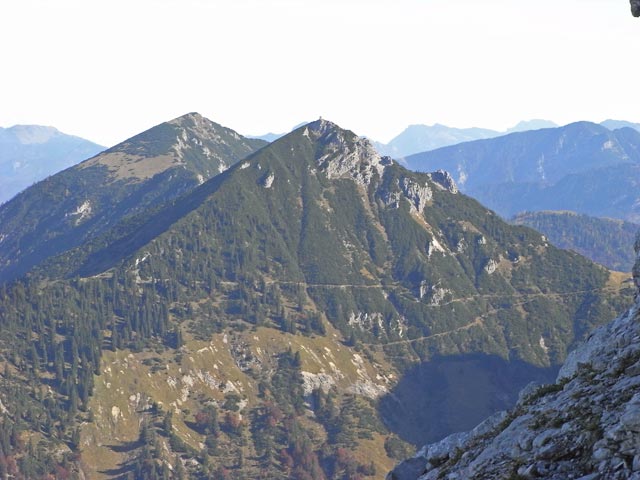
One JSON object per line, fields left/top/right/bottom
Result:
{"left": 388, "top": 236, "right": 640, "bottom": 480}
{"left": 309, "top": 119, "right": 393, "bottom": 186}
{"left": 427, "top": 170, "right": 458, "bottom": 194}
{"left": 632, "top": 0, "right": 640, "bottom": 17}
{"left": 401, "top": 177, "right": 433, "bottom": 214}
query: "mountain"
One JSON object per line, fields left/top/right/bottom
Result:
{"left": 375, "top": 124, "right": 501, "bottom": 159}
{"left": 248, "top": 122, "right": 308, "bottom": 143}
{"left": 512, "top": 211, "right": 639, "bottom": 272}
{"left": 249, "top": 131, "right": 282, "bottom": 142}
{"left": 373, "top": 120, "right": 561, "bottom": 159}
{"left": 388, "top": 241, "right": 640, "bottom": 480}
{"left": 0, "top": 125, "right": 104, "bottom": 204}
{"left": 0, "top": 119, "right": 631, "bottom": 479}
{"left": 0, "top": 112, "right": 266, "bottom": 283}
{"left": 405, "top": 121, "right": 640, "bottom": 221}
{"left": 601, "top": 119, "right": 640, "bottom": 132}
{"left": 506, "top": 119, "right": 558, "bottom": 133}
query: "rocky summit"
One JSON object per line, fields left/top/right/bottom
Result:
{"left": 388, "top": 237, "right": 640, "bottom": 480}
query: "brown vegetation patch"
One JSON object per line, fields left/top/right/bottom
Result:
{"left": 81, "top": 151, "right": 182, "bottom": 182}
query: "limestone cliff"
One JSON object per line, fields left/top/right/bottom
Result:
{"left": 389, "top": 236, "right": 640, "bottom": 479}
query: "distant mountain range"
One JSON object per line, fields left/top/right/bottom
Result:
{"left": 371, "top": 119, "right": 640, "bottom": 159}
{"left": 371, "top": 125, "right": 505, "bottom": 160}
{"left": 249, "top": 119, "right": 640, "bottom": 161}
{"left": 0, "top": 125, "right": 105, "bottom": 204}
{"left": 600, "top": 119, "right": 640, "bottom": 132}
{"left": 249, "top": 120, "right": 561, "bottom": 158}
{"left": 405, "top": 121, "right": 640, "bottom": 222}
{"left": 372, "top": 120, "right": 561, "bottom": 159}
{"left": 248, "top": 121, "right": 308, "bottom": 142}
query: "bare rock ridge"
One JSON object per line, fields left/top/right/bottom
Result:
{"left": 306, "top": 118, "right": 392, "bottom": 186}
{"left": 305, "top": 119, "right": 457, "bottom": 203}
{"left": 427, "top": 170, "right": 458, "bottom": 194}
{"left": 388, "top": 235, "right": 640, "bottom": 479}
{"left": 83, "top": 112, "right": 257, "bottom": 182}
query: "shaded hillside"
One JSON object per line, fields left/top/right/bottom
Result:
{"left": 388, "top": 240, "right": 640, "bottom": 480}
{"left": 512, "top": 211, "right": 639, "bottom": 271}
{"left": 379, "top": 355, "right": 556, "bottom": 447}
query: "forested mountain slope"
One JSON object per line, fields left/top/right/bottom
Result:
{"left": 388, "top": 237, "right": 640, "bottom": 480}
{"left": 513, "top": 211, "right": 639, "bottom": 272}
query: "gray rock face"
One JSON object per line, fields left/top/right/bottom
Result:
{"left": 309, "top": 119, "right": 390, "bottom": 187}
{"left": 401, "top": 177, "right": 433, "bottom": 214}
{"left": 427, "top": 170, "right": 458, "bottom": 194}
{"left": 388, "top": 236, "right": 640, "bottom": 480}
{"left": 632, "top": 0, "right": 640, "bottom": 17}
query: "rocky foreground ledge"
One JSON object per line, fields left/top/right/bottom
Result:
{"left": 388, "top": 238, "right": 640, "bottom": 480}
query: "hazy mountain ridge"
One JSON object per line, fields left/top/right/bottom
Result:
{"left": 0, "top": 124, "right": 105, "bottom": 205}
{"left": 405, "top": 121, "right": 640, "bottom": 221}
{"left": 373, "top": 119, "right": 563, "bottom": 159}
{"left": 507, "top": 120, "right": 559, "bottom": 133}
{"left": 601, "top": 119, "right": 640, "bottom": 132}
{"left": 373, "top": 118, "right": 640, "bottom": 161}
{"left": 374, "top": 124, "right": 502, "bottom": 159}
{"left": 247, "top": 119, "right": 639, "bottom": 162}
{"left": 247, "top": 122, "right": 308, "bottom": 143}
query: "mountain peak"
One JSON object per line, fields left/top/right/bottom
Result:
{"left": 82, "top": 113, "right": 263, "bottom": 184}
{"left": 507, "top": 119, "right": 558, "bottom": 133}
{"left": 306, "top": 117, "right": 340, "bottom": 133}
{"left": 300, "top": 119, "right": 392, "bottom": 186}
{"left": 5, "top": 125, "right": 61, "bottom": 144}
{"left": 168, "top": 112, "right": 241, "bottom": 140}
{"left": 168, "top": 111, "right": 207, "bottom": 127}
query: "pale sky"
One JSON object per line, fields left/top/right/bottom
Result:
{"left": 0, "top": 0, "right": 638, "bottom": 147}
